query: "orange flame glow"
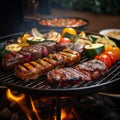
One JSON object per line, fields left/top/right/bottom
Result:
{"left": 6, "top": 89, "right": 32, "bottom": 120}
{"left": 6, "top": 89, "right": 25, "bottom": 103}
{"left": 30, "top": 97, "right": 42, "bottom": 120}
{"left": 61, "top": 108, "right": 67, "bottom": 120}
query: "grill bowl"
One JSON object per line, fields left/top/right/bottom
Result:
{"left": 0, "top": 31, "right": 120, "bottom": 97}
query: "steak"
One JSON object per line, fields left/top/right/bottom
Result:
{"left": 15, "top": 49, "right": 81, "bottom": 81}
{"left": 46, "top": 59, "right": 108, "bottom": 87}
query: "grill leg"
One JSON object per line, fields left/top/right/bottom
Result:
{"left": 56, "top": 97, "right": 61, "bottom": 120}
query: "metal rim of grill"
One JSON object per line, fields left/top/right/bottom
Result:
{"left": 0, "top": 32, "right": 120, "bottom": 97}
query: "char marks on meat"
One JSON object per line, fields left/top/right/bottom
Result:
{"left": 2, "top": 52, "right": 25, "bottom": 70}
{"left": 56, "top": 43, "right": 84, "bottom": 54}
{"left": 46, "top": 59, "right": 108, "bottom": 87}
{"left": 15, "top": 49, "right": 81, "bottom": 81}
{"left": 2, "top": 42, "right": 83, "bottom": 70}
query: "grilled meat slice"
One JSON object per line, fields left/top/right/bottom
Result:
{"left": 39, "top": 42, "right": 57, "bottom": 53}
{"left": 65, "top": 68, "right": 91, "bottom": 81}
{"left": 2, "top": 52, "right": 25, "bottom": 70}
{"left": 74, "top": 63, "right": 100, "bottom": 80}
{"left": 42, "top": 57, "right": 63, "bottom": 68}
{"left": 15, "top": 63, "right": 39, "bottom": 81}
{"left": 2, "top": 42, "right": 57, "bottom": 70}
{"left": 56, "top": 43, "right": 84, "bottom": 54}
{"left": 87, "top": 59, "right": 108, "bottom": 76}
{"left": 15, "top": 57, "right": 64, "bottom": 81}
{"left": 15, "top": 49, "right": 81, "bottom": 81}
{"left": 2, "top": 41, "right": 83, "bottom": 70}
{"left": 49, "top": 49, "right": 81, "bottom": 66}
{"left": 36, "top": 59, "right": 53, "bottom": 71}
{"left": 15, "top": 61, "right": 47, "bottom": 81}
{"left": 46, "top": 59, "right": 108, "bottom": 87}
{"left": 47, "top": 67, "right": 91, "bottom": 87}
{"left": 74, "top": 59, "right": 107, "bottom": 80}
{"left": 22, "top": 45, "right": 42, "bottom": 61}
{"left": 59, "top": 50, "right": 80, "bottom": 66}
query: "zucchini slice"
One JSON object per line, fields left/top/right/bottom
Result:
{"left": 27, "top": 37, "right": 45, "bottom": 44}
{"left": 88, "top": 35, "right": 101, "bottom": 43}
{"left": 84, "top": 43, "right": 105, "bottom": 58}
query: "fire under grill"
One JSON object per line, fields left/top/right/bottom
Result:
{"left": 0, "top": 32, "right": 120, "bottom": 97}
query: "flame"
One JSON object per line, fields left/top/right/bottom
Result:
{"left": 6, "top": 89, "right": 25, "bottom": 103}
{"left": 6, "top": 89, "right": 32, "bottom": 120}
{"left": 54, "top": 108, "right": 67, "bottom": 120}
{"left": 30, "top": 96, "right": 42, "bottom": 120}
{"left": 61, "top": 108, "right": 67, "bottom": 120}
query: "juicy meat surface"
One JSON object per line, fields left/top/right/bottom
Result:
{"left": 2, "top": 52, "right": 25, "bottom": 70}
{"left": 46, "top": 59, "right": 108, "bottom": 87}
{"left": 15, "top": 49, "right": 81, "bottom": 81}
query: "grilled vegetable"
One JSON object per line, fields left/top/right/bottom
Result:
{"left": 103, "top": 51, "right": 118, "bottom": 64}
{"left": 5, "top": 44, "right": 22, "bottom": 52}
{"left": 105, "top": 46, "right": 120, "bottom": 60}
{"left": 30, "top": 28, "right": 43, "bottom": 37}
{"left": 88, "top": 35, "right": 101, "bottom": 43}
{"left": 95, "top": 53, "right": 112, "bottom": 68}
{"left": 27, "top": 37, "right": 45, "bottom": 44}
{"left": 0, "top": 48, "right": 9, "bottom": 58}
{"left": 46, "top": 30, "right": 61, "bottom": 42}
{"left": 94, "top": 37, "right": 117, "bottom": 47}
{"left": 59, "top": 37, "right": 72, "bottom": 43}
{"left": 62, "top": 32, "right": 76, "bottom": 41}
{"left": 62, "top": 28, "right": 77, "bottom": 37}
{"left": 84, "top": 44, "right": 105, "bottom": 58}
{"left": 21, "top": 33, "right": 30, "bottom": 42}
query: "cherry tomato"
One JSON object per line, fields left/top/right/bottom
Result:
{"left": 103, "top": 51, "right": 118, "bottom": 64}
{"left": 62, "top": 28, "right": 77, "bottom": 36}
{"left": 59, "top": 38, "right": 72, "bottom": 43}
{"left": 95, "top": 54, "right": 112, "bottom": 68}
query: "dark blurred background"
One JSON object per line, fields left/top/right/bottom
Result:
{"left": 0, "top": 0, "right": 120, "bottom": 37}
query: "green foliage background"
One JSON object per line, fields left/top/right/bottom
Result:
{"left": 51, "top": 0, "right": 120, "bottom": 15}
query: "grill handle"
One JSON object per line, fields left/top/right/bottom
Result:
{"left": 98, "top": 92, "right": 120, "bottom": 98}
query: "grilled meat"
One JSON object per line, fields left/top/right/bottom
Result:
{"left": 2, "top": 52, "right": 25, "bottom": 70}
{"left": 15, "top": 49, "right": 80, "bottom": 81}
{"left": 56, "top": 43, "right": 84, "bottom": 54}
{"left": 1, "top": 42, "right": 83, "bottom": 70}
{"left": 49, "top": 49, "right": 81, "bottom": 66}
{"left": 47, "top": 67, "right": 92, "bottom": 87}
{"left": 21, "top": 45, "right": 43, "bottom": 61}
{"left": 2, "top": 42, "right": 57, "bottom": 70}
{"left": 74, "top": 62, "right": 100, "bottom": 80}
{"left": 46, "top": 59, "right": 108, "bottom": 87}
{"left": 39, "top": 42, "right": 57, "bottom": 53}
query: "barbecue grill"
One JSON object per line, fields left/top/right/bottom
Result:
{"left": 0, "top": 31, "right": 120, "bottom": 97}
{"left": 0, "top": 31, "right": 120, "bottom": 120}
